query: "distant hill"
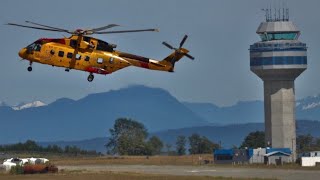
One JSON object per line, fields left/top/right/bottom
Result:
{"left": 184, "top": 95, "right": 320, "bottom": 124}
{"left": 183, "top": 101, "right": 263, "bottom": 124}
{"left": 1, "top": 85, "right": 320, "bottom": 145}
{"left": 0, "top": 85, "right": 208, "bottom": 144}
{"left": 38, "top": 120, "right": 320, "bottom": 153}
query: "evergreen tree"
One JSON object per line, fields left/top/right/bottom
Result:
{"left": 176, "top": 136, "right": 186, "bottom": 155}
{"left": 240, "top": 131, "right": 265, "bottom": 148}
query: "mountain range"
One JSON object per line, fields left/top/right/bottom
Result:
{"left": 1, "top": 85, "right": 320, "bottom": 146}
{"left": 11, "top": 101, "right": 46, "bottom": 111}
{"left": 0, "top": 85, "right": 207, "bottom": 144}
{"left": 39, "top": 120, "right": 320, "bottom": 153}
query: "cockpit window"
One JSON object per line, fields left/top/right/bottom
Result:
{"left": 27, "top": 41, "right": 42, "bottom": 52}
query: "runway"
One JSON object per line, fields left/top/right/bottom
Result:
{"left": 59, "top": 164, "right": 320, "bottom": 180}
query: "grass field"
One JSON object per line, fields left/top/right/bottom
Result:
{"left": 0, "top": 170, "right": 275, "bottom": 180}
{"left": 1, "top": 154, "right": 319, "bottom": 180}
{"left": 48, "top": 155, "right": 320, "bottom": 170}
{"left": 50, "top": 154, "right": 214, "bottom": 166}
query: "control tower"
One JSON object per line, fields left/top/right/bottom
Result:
{"left": 249, "top": 9, "right": 307, "bottom": 161}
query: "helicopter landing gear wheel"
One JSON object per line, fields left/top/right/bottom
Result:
{"left": 87, "top": 74, "right": 94, "bottom": 82}
{"left": 28, "top": 61, "right": 33, "bottom": 72}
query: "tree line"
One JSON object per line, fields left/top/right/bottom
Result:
{"left": 239, "top": 131, "right": 320, "bottom": 153}
{"left": 105, "top": 118, "right": 219, "bottom": 155}
{"left": 0, "top": 140, "right": 100, "bottom": 155}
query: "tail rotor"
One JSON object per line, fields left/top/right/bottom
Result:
{"left": 162, "top": 35, "right": 194, "bottom": 61}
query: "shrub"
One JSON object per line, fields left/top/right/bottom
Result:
{"left": 23, "top": 164, "right": 58, "bottom": 174}
{"left": 10, "top": 165, "right": 24, "bottom": 175}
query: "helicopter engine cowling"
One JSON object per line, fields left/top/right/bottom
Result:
{"left": 78, "top": 41, "right": 91, "bottom": 49}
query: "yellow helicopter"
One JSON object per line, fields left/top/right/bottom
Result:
{"left": 7, "top": 21, "right": 194, "bottom": 82}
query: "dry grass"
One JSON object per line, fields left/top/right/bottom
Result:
{"left": 50, "top": 155, "right": 320, "bottom": 170}
{"left": 0, "top": 170, "right": 275, "bottom": 180}
{"left": 51, "top": 154, "right": 213, "bottom": 166}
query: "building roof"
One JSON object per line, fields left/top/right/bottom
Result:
{"left": 256, "top": 21, "right": 299, "bottom": 34}
{"left": 264, "top": 151, "right": 291, "bottom": 157}
{"left": 266, "top": 148, "right": 291, "bottom": 154}
{"left": 214, "top": 149, "right": 234, "bottom": 156}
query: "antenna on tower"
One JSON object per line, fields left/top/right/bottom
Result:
{"left": 264, "top": 1, "right": 290, "bottom": 22}
{"left": 274, "top": 7, "right": 277, "bottom": 21}
{"left": 282, "top": 2, "right": 285, "bottom": 21}
{"left": 285, "top": 1, "right": 289, "bottom": 21}
{"left": 262, "top": 8, "right": 269, "bottom": 22}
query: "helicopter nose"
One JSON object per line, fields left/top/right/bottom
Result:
{"left": 18, "top": 48, "right": 27, "bottom": 58}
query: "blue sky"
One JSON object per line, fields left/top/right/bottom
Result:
{"left": 0, "top": 0, "right": 319, "bottom": 106}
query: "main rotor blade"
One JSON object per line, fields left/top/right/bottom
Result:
{"left": 95, "top": 28, "right": 159, "bottom": 34}
{"left": 25, "top": 21, "right": 69, "bottom": 32}
{"left": 6, "top": 23, "right": 69, "bottom": 33}
{"left": 184, "top": 53, "right": 195, "bottom": 60}
{"left": 180, "top": 35, "right": 188, "bottom": 48}
{"left": 90, "top": 24, "right": 120, "bottom": 32}
{"left": 162, "top": 42, "right": 174, "bottom": 50}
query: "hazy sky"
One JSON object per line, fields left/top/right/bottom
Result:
{"left": 0, "top": 0, "right": 319, "bottom": 107}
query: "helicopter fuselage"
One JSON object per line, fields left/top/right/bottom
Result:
{"left": 8, "top": 21, "right": 193, "bottom": 81}
{"left": 19, "top": 35, "right": 175, "bottom": 76}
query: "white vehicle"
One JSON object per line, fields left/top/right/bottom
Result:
{"left": 28, "top": 157, "right": 49, "bottom": 164}
{"left": 2, "top": 157, "right": 50, "bottom": 171}
{"left": 3, "top": 158, "right": 26, "bottom": 171}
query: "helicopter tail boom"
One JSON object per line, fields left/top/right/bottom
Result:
{"left": 159, "top": 48, "right": 190, "bottom": 72}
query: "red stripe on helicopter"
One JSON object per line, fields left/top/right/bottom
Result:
{"left": 85, "top": 67, "right": 109, "bottom": 74}
{"left": 38, "top": 38, "right": 66, "bottom": 45}
{"left": 140, "top": 62, "right": 149, "bottom": 69}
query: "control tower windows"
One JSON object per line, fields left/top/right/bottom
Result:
{"left": 259, "top": 33, "right": 299, "bottom": 41}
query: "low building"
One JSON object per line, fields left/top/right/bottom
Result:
{"left": 248, "top": 148, "right": 266, "bottom": 164}
{"left": 300, "top": 151, "right": 320, "bottom": 167}
{"left": 214, "top": 149, "right": 234, "bottom": 164}
{"left": 300, "top": 151, "right": 320, "bottom": 157}
{"left": 264, "top": 151, "right": 291, "bottom": 165}
{"left": 214, "top": 148, "right": 292, "bottom": 165}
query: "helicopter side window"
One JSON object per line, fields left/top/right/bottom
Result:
{"left": 67, "top": 52, "right": 73, "bottom": 58}
{"left": 109, "top": 57, "right": 114, "bottom": 64}
{"left": 70, "top": 40, "right": 77, "bottom": 48}
{"left": 97, "top": 58, "right": 103, "bottom": 64}
{"left": 75, "top": 54, "right": 81, "bottom": 60}
{"left": 58, "top": 51, "right": 64, "bottom": 57}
